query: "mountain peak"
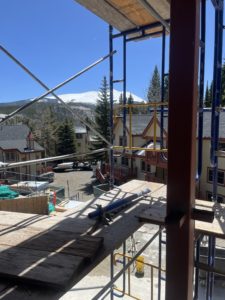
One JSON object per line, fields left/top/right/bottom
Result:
{"left": 46, "top": 90, "right": 145, "bottom": 104}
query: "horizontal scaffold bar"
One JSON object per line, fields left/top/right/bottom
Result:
{"left": 115, "top": 102, "right": 168, "bottom": 108}
{"left": 113, "top": 146, "right": 167, "bottom": 152}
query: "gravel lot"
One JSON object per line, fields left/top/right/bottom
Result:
{"left": 50, "top": 170, "right": 95, "bottom": 201}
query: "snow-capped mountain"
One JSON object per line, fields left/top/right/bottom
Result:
{"left": 46, "top": 90, "right": 145, "bottom": 104}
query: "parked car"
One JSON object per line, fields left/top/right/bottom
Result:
{"left": 38, "top": 172, "right": 55, "bottom": 183}
{"left": 53, "top": 162, "right": 76, "bottom": 172}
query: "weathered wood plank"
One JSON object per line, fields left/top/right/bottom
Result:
{"left": 108, "top": 0, "right": 156, "bottom": 26}
{"left": 0, "top": 245, "right": 85, "bottom": 290}
{"left": 76, "top": 0, "right": 134, "bottom": 31}
{"left": 136, "top": 190, "right": 225, "bottom": 239}
{"left": 75, "top": 0, "right": 170, "bottom": 34}
{"left": 0, "top": 211, "right": 95, "bottom": 234}
{"left": 0, "top": 196, "right": 48, "bottom": 215}
{"left": 0, "top": 225, "right": 103, "bottom": 259}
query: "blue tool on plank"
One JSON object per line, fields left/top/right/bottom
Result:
{"left": 88, "top": 188, "right": 150, "bottom": 219}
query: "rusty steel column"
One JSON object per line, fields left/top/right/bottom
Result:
{"left": 166, "top": 1, "right": 200, "bottom": 300}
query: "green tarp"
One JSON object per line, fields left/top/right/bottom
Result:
{"left": 0, "top": 185, "right": 19, "bottom": 199}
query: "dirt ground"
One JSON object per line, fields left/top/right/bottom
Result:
{"left": 50, "top": 170, "right": 95, "bottom": 201}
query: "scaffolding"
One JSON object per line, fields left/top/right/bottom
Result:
{"left": 0, "top": 0, "right": 224, "bottom": 299}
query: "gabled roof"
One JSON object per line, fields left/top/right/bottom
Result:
{"left": 126, "top": 114, "right": 152, "bottom": 135}
{"left": 75, "top": 126, "right": 87, "bottom": 134}
{"left": 0, "top": 140, "right": 44, "bottom": 153}
{"left": 115, "top": 111, "right": 225, "bottom": 139}
{"left": 0, "top": 125, "right": 30, "bottom": 140}
{"left": 0, "top": 125, "right": 44, "bottom": 152}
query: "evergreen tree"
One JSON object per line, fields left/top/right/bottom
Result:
{"left": 90, "top": 76, "right": 110, "bottom": 161}
{"left": 164, "top": 75, "right": 169, "bottom": 101}
{"left": 119, "top": 93, "right": 123, "bottom": 105}
{"left": 127, "top": 93, "right": 139, "bottom": 113}
{"left": 205, "top": 81, "right": 213, "bottom": 107}
{"left": 56, "top": 120, "right": 76, "bottom": 155}
{"left": 118, "top": 93, "right": 124, "bottom": 115}
{"left": 37, "top": 107, "right": 58, "bottom": 156}
{"left": 205, "top": 82, "right": 210, "bottom": 107}
{"left": 147, "top": 66, "right": 161, "bottom": 102}
{"left": 127, "top": 93, "right": 134, "bottom": 105}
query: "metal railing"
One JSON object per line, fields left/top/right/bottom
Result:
{"left": 113, "top": 252, "right": 166, "bottom": 300}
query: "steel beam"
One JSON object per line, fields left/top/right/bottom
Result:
{"left": 166, "top": 1, "right": 200, "bottom": 300}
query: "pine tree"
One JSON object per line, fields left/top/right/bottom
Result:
{"left": 90, "top": 76, "right": 110, "bottom": 161}
{"left": 127, "top": 93, "right": 139, "bottom": 113}
{"left": 205, "top": 82, "right": 210, "bottom": 107}
{"left": 56, "top": 120, "right": 76, "bottom": 155}
{"left": 119, "top": 93, "right": 123, "bottom": 105}
{"left": 164, "top": 75, "right": 169, "bottom": 101}
{"left": 118, "top": 93, "right": 124, "bottom": 115}
{"left": 147, "top": 66, "right": 161, "bottom": 102}
{"left": 38, "top": 107, "right": 58, "bottom": 156}
{"left": 127, "top": 93, "right": 134, "bottom": 105}
{"left": 205, "top": 81, "right": 213, "bottom": 107}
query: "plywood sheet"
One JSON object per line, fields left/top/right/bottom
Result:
{"left": 0, "top": 225, "right": 103, "bottom": 259}
{"left": 75, "top": 0, "right": 170, "bottom": 36}
{"left": 136, "top": 185, "right": 225, "bottom": 239}
{"left": 0, "top": 245, "right": 84, "bottom": 290}
{"left": 108, "top": 0, "right": 156, "bottom": 26}
{"left": 0, "top": 196, "right": 48, "bottom": 215}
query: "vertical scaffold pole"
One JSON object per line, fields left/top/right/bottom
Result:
{"left": 197, "top": 0, "right": 206, "bottom": 182}
{"left": 160, "top": 26, "right": 166, "bottom": 151}
{"left": 123, "top": 35, "right": 127, "bottom": 149}
{"left": 109, "top": 25, "right": 114, "bottom": 188}
{"left": 207, "top": 1, "right": 224, "bottom": 299}
{"left": 194, "top": 1, "right": 206, "bottom": 298}
{"left": 166, "top": 1, "right": 200, "bottom": 299}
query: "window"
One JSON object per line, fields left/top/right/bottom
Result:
{"left": 208, "top": 168, "right": 225, "bottom": 185}
{"left": 76, "top": 133, "right": 82, "bottom": 139}
{"left": 119, "top": 136, "right": 127, "bottom": 146}
{"left": 219, "top": 142, "right": 225, "bottom": 151}
{"left": 141, "top": 160, "right": 145, "bottom": 172}
{"left": 5, "top": 152, "right": 15, "bottom": 161}
{"left": 122, "top": 157, "right": 129, "bottom": 166}
{"left": 207, "top": 191, "right": 224, "bottom": 203}
{"left": 147, "top": 164, "right": 150, "bottom": 172}
{"left": 114, "top": 157, "right": 117, "bottom": 164}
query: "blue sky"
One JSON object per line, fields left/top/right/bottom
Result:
{"left": 0, "top": 0, "right": 223, "bottom": 102}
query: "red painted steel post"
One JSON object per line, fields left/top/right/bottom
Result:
{"left": 166, "top": 1, "right": 200, "bottom": 300}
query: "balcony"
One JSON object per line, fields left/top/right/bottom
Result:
{"left": 105, "top": 164, "right": 137, "bottom": 183}
{"left": 145, "top": 151, "right": 167, "bottom": 169}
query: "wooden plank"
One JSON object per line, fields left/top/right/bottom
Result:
{"left": 0, "top": 283, "right": 61, "bottom": 300}
{"left": 0, "top": 196, "right": 48, "bottom": 215}
{"left": 75, "top": 0, "right": 170, "bottom": 34}
{"left": 75, "top": 0, "right": 134, "bottom": 31}
{"left": 0, "top": 245, "right": 85, "bottom": 290}
{"left": 108, "top": 0, "right": 157, "bottom": 26}
{"left": 0, "top": 225, "right": 103, "bottom": 259}
{"left": 137, "top": 199, "right": 166, "bottom": 225}
{"left": 0, "top": 180, "right": 224, "bottom": 298}
{"left": 0, "top": 211, "right": 95, "bottom": 234}
{"left": 136, "top": 192, "right": 225, "bottom": 239}
{"left": 147, "top": 0, "right": 170, "bottom": 19}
